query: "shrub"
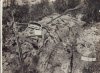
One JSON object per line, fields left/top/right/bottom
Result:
{"left": 30, "top": 0, "right": 53, "bottom": 21}
{"left": 53, "top": 0, "right": 68, "bottom": 13}
{"left": 81, "top": 0, "right": 100, "bottom": 22}
{"left": 14, "top": 4, "right": 30, "bottom": 23}
{"left": 3, "top": 8, "right": 13, "bottom": 25}
{"left": 53, "top": 0, "right": 80, "bottom": 14}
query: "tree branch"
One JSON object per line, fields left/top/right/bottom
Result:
{"left": 46, "top": 3, "right": 84, "bottom": 24}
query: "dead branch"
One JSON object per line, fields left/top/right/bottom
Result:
{"left": 47, "top": 3, "right": 84, "bottom": 24}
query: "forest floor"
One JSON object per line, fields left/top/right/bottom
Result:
{"left": 2, "top": 13, "right": 100, "bottom": 73}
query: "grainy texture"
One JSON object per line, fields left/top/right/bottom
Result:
{"left": 2, "top": 0, "right": 100, "bottom": 73}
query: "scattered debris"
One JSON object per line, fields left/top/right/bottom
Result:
{"left": 3, "top": 12, "right": 100, "bottom": 73}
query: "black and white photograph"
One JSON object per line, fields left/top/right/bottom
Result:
{"left": 2, "top": 0, "right": 100, "bottom": 73}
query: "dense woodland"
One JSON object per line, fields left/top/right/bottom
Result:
{"left": 2, "top": 0, "right": 100, "bottom": 73}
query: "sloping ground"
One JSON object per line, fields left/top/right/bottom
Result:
{"left": 73, "top": 22, "right": 100, "bottom": 73}
{"left": 88, "top": 23, "right": 100, "bottom": 73}
{"left": 2, "top": 13, "right": 100, "bottom": 73}
{"left": 38, "top": 14, "right": 100, "bottom": 73}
